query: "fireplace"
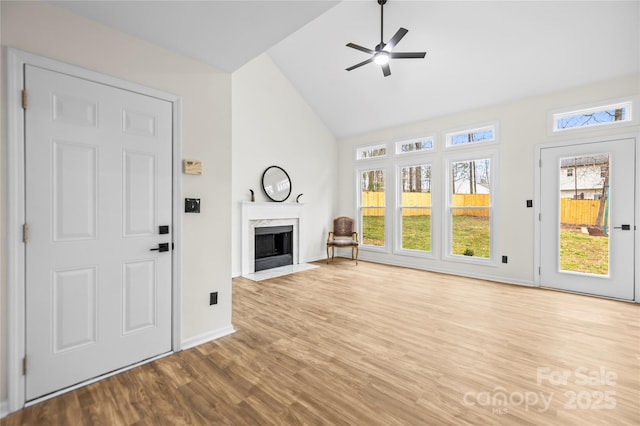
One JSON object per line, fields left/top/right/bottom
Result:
{"left": 241, "top": 202, "right": 304, "bottom": 277}
{"left": 254, "top": 226, "right": 293, "bottom": 272}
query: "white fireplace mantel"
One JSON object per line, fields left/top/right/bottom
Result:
{"left": 241, "top": 202, "right": 304, "bottom": 277}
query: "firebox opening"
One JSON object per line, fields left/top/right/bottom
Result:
{"left": 254, "top": 225, "right": 293, "bottom": 272}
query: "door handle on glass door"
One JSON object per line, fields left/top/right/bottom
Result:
{"left": 613, "top": 224, "right": 631, "bottom": 230}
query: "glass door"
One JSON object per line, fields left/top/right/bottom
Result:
{"left": 540, "top": 138, "right": 635, "bottom": 300}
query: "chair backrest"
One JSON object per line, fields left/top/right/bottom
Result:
{"left": 333, "top": 216, "right": 354, "bottom": 237}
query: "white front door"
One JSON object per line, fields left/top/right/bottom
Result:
{"left": 540, "top": 138, "right": 635, "bottom": 300}
{"left": 25, "top": 65, "right": 173, "bottom": 400}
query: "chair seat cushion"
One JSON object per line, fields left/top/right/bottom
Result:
{"left": 328, "top": 238, "right": 358, "bottom": 247}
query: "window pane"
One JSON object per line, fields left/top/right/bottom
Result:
{"left": 361, "top": 169, "right": 385, "bottom": 193}
{"left": 447, "top": 126, "right": 495, "bottom": 147}
{"left": 357, "top": 144, "right": 387, "bottom": 160}
{"left": 559, "top": 154, "right": 610, "bottom": 275}
{"left": 451, "top": 159, "right": 491, "bottom": 204}
{"left": 450, "top": 158, "right": 492, "bottom": 259}
{"left": 554, "top": 102, "right": 631, "bottom": 132}
{"left": 361, "top": 168, "right": 385, "bottom": 246}
{"left": 400, "top": 164, "right": 431, "bottom": 252}
{"left": 397, "top": 138, "right": 433, "bottom": 154}
{"left": 362, "top": 207, "right": 385, "bottom": 246}
{"left": 401, "top": 208, "right": 431, "bottom": 251}
{"left": 451, "top": 208, "right": 491, "bottom": 258}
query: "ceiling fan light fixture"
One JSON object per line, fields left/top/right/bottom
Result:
{"left": 374, "top": 52, "right": 389, "bottom": 65}
{"left": 345, "top": 0, "right": 426, "bottom": 77}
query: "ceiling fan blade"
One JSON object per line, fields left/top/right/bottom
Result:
{"left": 381, "top": 63, "right": 391, "bottom": 77}
{"left": 346, "top": 43, "right": 375, "bottom": 55}
{"left": 383, "top": 28, "right": 408, "bottom": 52}
{"left": 346, "top": 57, "right": 374, "bottom": 71}
{"left": 390, "top": 51, "right": 427, "bottom": 59}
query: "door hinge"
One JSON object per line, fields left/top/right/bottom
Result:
{"left": 22, "top": 356, "right": 27, "bottom": 375}
{"left": 539, "top": 159, "right": 541, "bottom": 168}
{"left": 538, "top": 213, "right": 541, "bottom": 221}
{"left": 538, "top": 266, "right": 541, "bottom": 275}
{"left": 22, "top": 223, "right": 28, "bottom": 243}
{"left": 21, "top": 89, "right": 27, "bottom": 110}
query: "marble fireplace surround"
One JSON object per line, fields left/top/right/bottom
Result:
{"left": 241, "top": 201, "right": 303, "bottom": 277}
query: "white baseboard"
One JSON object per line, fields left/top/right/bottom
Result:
{"left": 180, "top": 325, "right": 236, "bottom": 350}
{"left": 1, "top": 400, "right": 9, "bottom": 419}
{"left": 356, "top": 254, "right": 536, "bottom": 288}
{"left": 302, "top": 254, "right": 326, "bottom": 263}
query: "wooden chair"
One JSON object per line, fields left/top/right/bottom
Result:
{"left": 326, "top": 216, "right": 359, "bottom": 264}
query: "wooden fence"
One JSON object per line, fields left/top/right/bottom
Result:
{"left": 560, "top": 199, "right": 603, "bottom": 226}
{"left": 361, "top": 192, "right": 490, "bottom": 217}
{"left": 362, "top": 192, "right": 605, "bottom": 225}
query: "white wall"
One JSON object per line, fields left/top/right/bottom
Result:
{"left": 0, "top": 1, "right": 233, "bottom": 406}
{"left": 338, "top": 74, "right": 640, "bottom": 286}
{"left": 231, "top": 54, "right": 337, "bottom": 276}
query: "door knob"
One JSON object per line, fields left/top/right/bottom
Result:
{"left": 150, "top": 243, "right": 170, "bottom": 252}
{"left": 613, "top": 224, "right": 631, "bottom": 230}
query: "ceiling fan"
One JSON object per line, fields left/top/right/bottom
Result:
{"left": 346, "top": 0, "right": 426, "bottom": 77}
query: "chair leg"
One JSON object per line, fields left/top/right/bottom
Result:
{"left": 326, "top": 245, "right": 330, "bottom": 263}
{"left": 354, "top": 246, "right": 359, "bottom": 265}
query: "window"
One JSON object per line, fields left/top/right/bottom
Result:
{"left": 447, "top": 156, "right": 494, "bottom": 261}
{"left": 398, "top": 164, "right": 432, "bottom": 254}
{"left": 396, "top": 137, "right": 433, "bottom": 154}
{"left": 356, "top": 144, "right": 387, "bottom": 160}
{"left": 359, "top": 168, "right": 385, "bottom": 247}
{"left": 552, "top": 100, "right": 633, "bottom": 132}
{"left": 445, "top": 124, "right": 496, "bottom": 148}
{"left": 567, "top": 168, "right": 574, "bottom": 177}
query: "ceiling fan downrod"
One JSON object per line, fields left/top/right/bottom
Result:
{"left": 378, "top": 0, "right": 387, "bottom": 50}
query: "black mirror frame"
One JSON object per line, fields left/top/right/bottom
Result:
{"left": 261, "top": 165, "right": 292, "bottom": 202}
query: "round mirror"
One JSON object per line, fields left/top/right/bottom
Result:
{"left": 261, "top": 166, "right": 292, "bottom": 202}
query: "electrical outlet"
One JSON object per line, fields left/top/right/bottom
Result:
{"left": 209, "top": 292, "right": 218, "bottom": 306}
{"left": 502, "top": 256, "right": 508, "bottom": 264}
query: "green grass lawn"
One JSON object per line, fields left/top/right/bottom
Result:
{"left": 362, "top": 215, "right": 490, "bottom": 257}
{"left": 363, "top": 216, "right": 608, "bottom": 273}
{"left": 560, "top": 228, "right": 609, "bottom": 275}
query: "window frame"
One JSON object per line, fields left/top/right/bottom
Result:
{"left": 444, "top": 150, "right": 499, "bottom": 265}
{"left": 355, "top": 142, "right": 388, "bottom": 161}
{"left": 394, "top": 158, "right": 437, "bottom": 258}
{"left": 444, "top": 122, "right": 499, "bottom": 149}
{"left": 395, "top": 136, "right": 435, "bottom": 155}
{"left": 549, "top": 97, "right": 638, "bottom": 134}
{"left": 356, "top": 162, "right": 390, "bottom": 253}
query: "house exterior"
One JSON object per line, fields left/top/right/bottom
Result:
{"left": 559, "top": 155, "right": 609, "bottom": 200}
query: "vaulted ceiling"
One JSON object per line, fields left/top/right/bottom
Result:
{"left": 51, "top": 1, "right": 640, "bottom": 139}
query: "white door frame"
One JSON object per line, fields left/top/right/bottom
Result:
{"left": 534, "top": 133, "right": 640, "bottom": 303}
{"left": 6, "top": 48, "right": 183, "bottom": 413}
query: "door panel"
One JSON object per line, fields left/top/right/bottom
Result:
{"left": 540, "top": 138, "right": 635, "bottom": 300}
{"left": 123, "top": 151, "right": 156, "bottom": 236}
{"left": 52, "top": 267, "right": 98, "bottom": 353}
{"left": 25, "top": 65, "right": 173, "bottom": 400}
{"left": 52, "top": 141, "right": 98, "bottom": 241}
{"left": 123, "top": 260, "right": 157, "bottom": 334}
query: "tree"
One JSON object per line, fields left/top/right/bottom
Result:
{"left": 595, "top": 160, "right": 609, "bottom": 229}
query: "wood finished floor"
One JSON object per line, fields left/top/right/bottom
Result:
{"left": 3, "top": 260, "right": 639, "bottom": 425}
